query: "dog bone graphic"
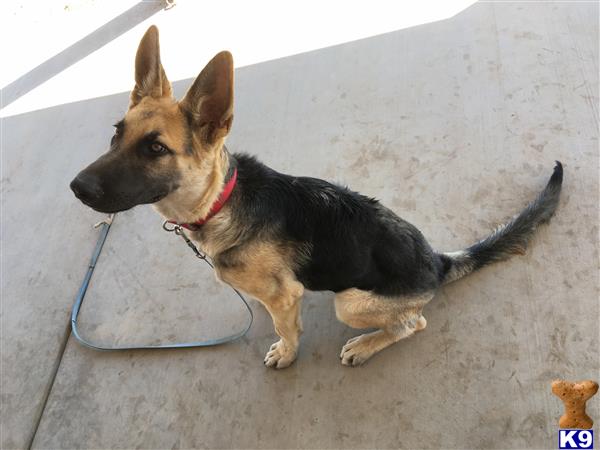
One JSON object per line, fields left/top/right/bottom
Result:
{"left": 552, "top": 379, "right": 598, "bottom": 429}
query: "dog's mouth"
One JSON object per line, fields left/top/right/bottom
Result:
{"left": 74, "top": 191, "right": 169, "bottom": 214}
{"left": 70, "top": 164, "right": 177, "bottom": 215}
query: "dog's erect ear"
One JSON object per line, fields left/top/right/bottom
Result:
{"left": 180, "top": 51, "right": 234, "bottom": 145}
{"left": 130, "top": 25, "right": 172, "bottom": 107}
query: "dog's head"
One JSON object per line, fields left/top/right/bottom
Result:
{"left": 70, "top": 26, "right": 233, "bottom": 220}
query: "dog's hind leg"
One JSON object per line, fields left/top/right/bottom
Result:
{"left": 334, "top": 288, "right": 432, "bottom": 366}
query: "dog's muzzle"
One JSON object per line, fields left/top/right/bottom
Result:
{"left": 70, "top": 172, "right": 104, "bottom": 206}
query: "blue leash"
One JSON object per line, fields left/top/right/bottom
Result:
{"left": 70, "top": 215, "right": 253, "bottom": 350}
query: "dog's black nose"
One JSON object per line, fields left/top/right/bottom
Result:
{"left": 70, "top": 172, "right": 104, "bottom": 203}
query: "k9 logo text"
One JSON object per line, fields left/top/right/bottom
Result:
{"left": 559, "top": 430, "right": 594, "bottom": 449}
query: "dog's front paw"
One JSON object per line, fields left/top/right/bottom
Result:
{"left": 340, "top": 334, "right": 377, "bottom": 367}
{"left": 264, "top": 340, "right": 297, "bottom": 369}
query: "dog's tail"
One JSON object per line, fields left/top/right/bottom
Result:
{"left": 439, "top": 161, "right": 563, "bottom": 285}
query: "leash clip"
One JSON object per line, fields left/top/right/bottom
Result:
{"left": 162, "top": 220, "right": 179, "bottom": 233}
{"left": 162, "top": 220, "right": 207, "bottom": 261}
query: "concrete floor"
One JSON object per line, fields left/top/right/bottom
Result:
{"left": 2, "top": 2, "right": 599, "bottom": 449}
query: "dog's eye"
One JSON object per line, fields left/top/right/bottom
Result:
{"left": 150, "top": 142, "right": 167, "bottom": 154}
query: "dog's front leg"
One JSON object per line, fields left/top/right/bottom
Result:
{"left": 216, "top": 261, "right": 304, "bottom": 369}
{"left": 263, "top": 292, "right": 303, "bottom": 369}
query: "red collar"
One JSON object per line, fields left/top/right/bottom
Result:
{"left": 168, "top": 168, "right": 238, "bottom": 231}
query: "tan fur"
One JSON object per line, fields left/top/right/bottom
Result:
{"left": 126, "top": 25, "right": 433, "bottom": 369}
{"left": 153, "top": 144, "right": 229, "bottom": 224}
{"left": 215, "top": 241, "right": 305, "bottom": 368}
{"left": 125, "top": 26, "right": 234, "bottom": 226}
{"left": 124, "top": 98, "right": 185, "bottom": 151}
{"left": 124, "top": 27, "right": 308, "bottom": 368}
{"left": 180, "top": 50, "right": 234, "bottom": 145}
{"left": 130, "top": 26, "right": 172, "bottom": 107}
{"left": 335, "top": 289, "right": 433, "bottom": 366}
{"left": 187, "top": 209, "right": 237, "bottom": 258}
{"left": 117, "top": 96, "right": 230, "bottom": 224}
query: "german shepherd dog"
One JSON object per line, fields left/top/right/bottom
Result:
{"left": 71, "top": 26, "right": 563, "bottom": 368}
